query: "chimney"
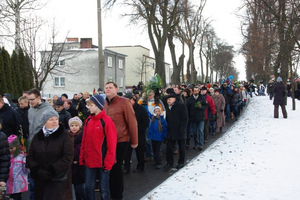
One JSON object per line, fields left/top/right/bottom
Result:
{"left": 80, "top": 38, "right": 92, "bottom": 48}
{"left": 67, "top": 38, "right": 79, "bottom": 42}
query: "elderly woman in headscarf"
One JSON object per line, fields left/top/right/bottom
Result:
{"left": 26, "top": 109, "right": 73, "bottom": 200}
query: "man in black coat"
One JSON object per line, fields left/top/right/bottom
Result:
{"left": 0, "top": 96, "right": 23, "bottom": 137}
{"left": 186, "top": 87, "right": 208, "bottom": 151}
{"left": 55, "top": 100, "right": 71, "bottom": 129}
{"left": 17, "top": 96, "right": 30, "bottom": 139}
{"left": 164, "top": 94, "right": 188, "bottom": 171}
{"left": 123, "top": 93, "right": 150, "bottom": 173}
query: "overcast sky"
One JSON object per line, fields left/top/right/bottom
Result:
{"left": 40, "top": 0, "right": 246, "bottom": 80}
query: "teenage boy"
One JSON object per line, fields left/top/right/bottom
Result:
{"left": 79, "top": 94, "right": 117, "bottom": 200}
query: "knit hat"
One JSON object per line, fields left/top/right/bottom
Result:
{"left": 124, "top": 93, "right": 134, "bottom": 99}
{"left": 55, "top": 100, "right": 64, "bottom": 106}
{"left": 166, "top": 88, "right": 175, "bottom": 94}
{"left": 68, "top": 116, "right": 83, "bottom": 128}
{"left": 41, "top": 109, "right": 59, "bottom": 125}
{"left": 201, "top": 86, "right": 207, "bottom": 90}
{"left": 61, "top": 93, "right": 68, "bottom": 99}
{"left": 90, "top": 94, "right": 105, "bottom": 110}
{"left": 153, "top": 106, "right": 161, "bottom": 113}
{"left": 277, "top": 77, "right": 283, "bottom": 82}
{"left": 8, "top": 134, "right": 19, "bottom": 146}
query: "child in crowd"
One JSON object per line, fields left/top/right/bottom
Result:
{"left": 79, "top": 95, "right": 117, "bottom": 200}
{"left": 6, "top": 134, "right": 29, "bottom": 200}
{"left": 69, "top": 117, "right": 86, "bottom": 200}
{"left": 147, "top": 106, "right": 168, "bottom": 169}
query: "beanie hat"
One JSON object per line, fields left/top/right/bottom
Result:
{"left": 166, "top": 88, "right": 174, "bottom": 94}
{"left": 277, "top": 77, "right": 283, "bottom": 82}
{"left": 41, "top": 109, "right": 59, "bottom": 125}
{"left": 68, "top": 116, "right": 83, "bottom": 128}
{"left": 153, "top": 106, "right": 161, "bottom": 113}
{"left": 8, "top": 134, "right": 19, "bottom": 146}
{"left": 61, "top": 93, "right": 68, "bottom": 99}
{"left": 55, "top": 100, "right": 64, "bottom": 106}
{"left": 90, "top": 94, "right": 105, "bottom": 110}
{"left": 201, "top": 86, "right": 207, "bottom": 90}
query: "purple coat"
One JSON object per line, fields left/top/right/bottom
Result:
{"left": 273, "top": 83, "right": 286, "bottom": 105}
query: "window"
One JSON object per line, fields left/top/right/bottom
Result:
{"left": 119, "top": 78, "right": 123, "bottom": 88}
{"left": 54, "top": 77, "right": 65, "bottom": 87}
{"left": 119, "top": 59, "right": 123, "bottom": 69}
{"left": 108, "top": 56, "right": 112, "bottom": 67}
{"left": 55, "top": 57, "right": 65, "bottom": 66}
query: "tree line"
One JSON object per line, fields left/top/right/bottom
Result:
{"left": 0, "top": 47, "right": 34, "bottom": 98}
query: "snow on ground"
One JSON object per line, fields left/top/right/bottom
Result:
{"left": 142, "top": 96, "right": 300, "bottom": 200}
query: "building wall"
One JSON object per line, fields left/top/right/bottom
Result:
{"left": 106, "top": 46, "right": 156, "bottom": 87}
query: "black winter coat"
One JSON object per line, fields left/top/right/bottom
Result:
{"left": 186, "top": 95, "right": 208, "bottom": 123}
{"left": 0, "top": 103, "right": 23, "bottom": 137}
{"left": 66, "top": 106, "right": 78, "bottom": 118}
{"left": 58, "top": 109, "right": 71, "bottom": 129}
{"left": 71, "top": 129, "right": 85, "bottom": 184}
{"left": 273, "top": 82, "right": 286, "bottom": 105}
{"left": 17, "top": 106, "right": 30, "bottom": 139}
{"left": 0, "top": 132, "right": 10, "bottom": 183}
{"left": 26, "top": 124, "right": 73, "bottom": 200}
{"left": 166, "top": 102, "right": 188, "bottom": 140}
{"left": 133, "top": 102, "right": 150, "bottom": 146}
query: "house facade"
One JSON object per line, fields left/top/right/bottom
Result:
{"left": 41, "top": 38, "right": 126, "bottom": 98}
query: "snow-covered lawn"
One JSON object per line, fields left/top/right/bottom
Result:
{"left": 142, "top": 96, "right": 300, "bottom": 200}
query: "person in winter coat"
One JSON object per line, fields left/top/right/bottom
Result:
{"left": 64, "top": 100, "right": 78, "bottom": 118}
{"left": 26, "top": 110, "right": 74, "bottom": 200}
{"left": 267, "top": 79, "right": 275, "bottom": 100}
{"left": 123, "top": 93, "right": 149, "bottom": 173}
{"left": 69, "top": 117, "right": 86, "bottom": 200}
{"left": 0, "top": 127, "right": 10, "bottom": 188}
{"left": 220, "top": 82, "right": 232, "bottom": 121}
{"left": 186, "top": 87, "right": 208, "bottom": 151}
{"left": 213, "top": 89, "right": 226, "bottom": 133}
{"left": 273, "top": 77, "right": 287, "bottom": 118}
{"left": 55, "top": 100, "right": 71, "bottom": 129}
{"left": 3, "top": 93, "right": 18, "bottom": 110}
{"left": 80, "top": 95, "right": 117, "bottom": 200}
{"left": 17, "top": 97, "right": 30, "bottom": 139}
{"left": 0, "top": 96, "right": 23, "bottom": 138}
{"left": 164, "top": 94, "right": 188, "bottom": 171}
{"left": 147, "top": 106, "right": 167, "bottom": 169}
{"left": 6, "top": 134, "right": 29, "bottom": 200}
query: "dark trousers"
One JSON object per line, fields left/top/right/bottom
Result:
{"left": 10, "top": 193, "right": 22, "bottom": 200}
{"left": 166, "top": 139, "right": 185, "bottom": 166}
{"left": 204, "top": 119, "right": 209, "bottom": 141}
{"left": 151, "top": 140, "right": 163, "bottom": 165}
{"left": 110, "top": 141, "right": 129, "bottom": 200}
{"left": 124, "top": 144, "right": 145, "bottom": 170}
{"left": 274, "top": 105, "right": 287, "bottom": 118}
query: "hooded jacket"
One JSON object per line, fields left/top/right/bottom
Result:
{"left": 28, "top": 100, "right": 55, "bottom": 141}
{"left": 0, "top": 103, "right": 23, "bottom": 137}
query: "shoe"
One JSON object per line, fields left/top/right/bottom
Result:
{"left": 219, "top": 127, "right": 222, "bottom": 133}
{"left": 145, "top": 157, "right": 153, "bottom": 162}
{"left": 185, "top": 145, "right": 189, "bottom": 149}
{"left": 163, "top": 164, "right": 173, "bottom": 171}
{"left": 133, "top": 168, "right": 144, "bottom": 173}
{"left": 123, "top": 169, "right": 130, "bottom": 173}
{"left": 204, "top": 140, "right": 207, "bottom": 143}
{"left": 173, "top": 150, "right": 179, "bottom": 155}
{"left": 176, "top": 163, "right": 184, "bottom": 169}
{"left": 197, "top": 146, "right": 203, "bottom": 151}
{"left": 155, "top": 165, "right": 162, "bottom": 169}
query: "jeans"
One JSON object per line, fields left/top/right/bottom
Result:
{"left": 74, "top": 183, "right": 87, "bottom": 200}
{"left": 145, "top": 128, "right": 153, "bottom": 158}
{"left": 29, "top": 175, "right": 34, "bottom": 200}
{"left": 209, "top": 121, "right": 216, "bottom": 134}
{"left": 85, "top": 168, "right": 110, "bottom": 200}
{"left": 151, "top": 140, "right": 163, "bottom": 165}
{"left": 225, "top": 104, "right": 230, "bottom": 120}
{"left": 191, "top": 121, "right": 204, "bottom": 147}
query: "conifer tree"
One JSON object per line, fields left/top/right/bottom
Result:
{"left": 11, "top": 50, "right": 23, "bottom": 97}
{"left": 1, "top": 47, "right": 14, "bottom": 95}
{"left": 24, "top": 52, "right": 34, "bottom": 90}
{"left": 0, "top": 53, "right": 8, "bottom": 95}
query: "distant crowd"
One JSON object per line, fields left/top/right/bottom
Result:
{"left": 0, "top": 75, "right": 297, "bottom": 200}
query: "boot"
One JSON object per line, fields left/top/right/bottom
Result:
{"left": 219, "top": 127, "right": 222, "bottom": 133}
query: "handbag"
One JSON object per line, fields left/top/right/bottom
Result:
{"left": 50, "top": 172, "right": 67, "bottom": 182}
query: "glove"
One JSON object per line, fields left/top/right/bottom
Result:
{"left": 37, "top": 169, "right": 51, "bottom": 181}
{"left": 220, "top": 109, "right": 223, "bottom": 112}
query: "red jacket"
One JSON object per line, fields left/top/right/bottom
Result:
{"left": 204, "top": 94, "right": 216, "bottom": 119}
{"left": 79, "top": 110, "right": 117, "bottom": 170}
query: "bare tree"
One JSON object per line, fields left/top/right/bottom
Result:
{"left": 131, "top": 55, "right": 155, "bottom": 84}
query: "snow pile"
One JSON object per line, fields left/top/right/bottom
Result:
{"left": 142, "top": 96, "right": 300, "bottom": 200}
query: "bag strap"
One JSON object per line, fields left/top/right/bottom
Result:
{"left": 100, "top": 119, "right": 107, "bottom": 168}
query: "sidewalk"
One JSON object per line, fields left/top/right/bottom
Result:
{"left": 142, "top": 96, "right": 300, "bottom": 200}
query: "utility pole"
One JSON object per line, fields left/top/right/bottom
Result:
{"left": 97, "top": 0, "right": 105, "bottom": 89}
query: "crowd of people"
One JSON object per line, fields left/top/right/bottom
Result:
{"left": 0, "top": 75, "right": 295, "bottom": 200}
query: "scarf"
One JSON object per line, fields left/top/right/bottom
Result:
{"left": 193, "top": 94, "right": 199, "bottom": 99}
{"left": 42, "top": 125, "right": 59, "bottom": 137}
{"left": 152, "top": 116, "right": 163, "bottom": 132}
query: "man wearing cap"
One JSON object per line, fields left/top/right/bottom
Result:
{"left": 186, "top": 86, "right": 208, "bottom": 151}
{"left": 123, "top": 93, "right": 149, "bottom": 173}
{"left": 163, "top": 93, "right": 188, "bottom": 171}
{"left": 104, "top": 82, "right": 138, "bottom": 200}
{"left": 55, "top": 100, "right": 71, "bottom": 129}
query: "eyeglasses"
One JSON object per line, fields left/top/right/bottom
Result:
{"left": 28, "top": 98, "right": 37, "bottom": 101}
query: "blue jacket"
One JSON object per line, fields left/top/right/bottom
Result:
{"left": 148, "top": 115, "right": 168, "bottom": 141}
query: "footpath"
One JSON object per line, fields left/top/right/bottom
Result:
{"left": 141, "top": 96, "right": 300, "bottom": 200}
